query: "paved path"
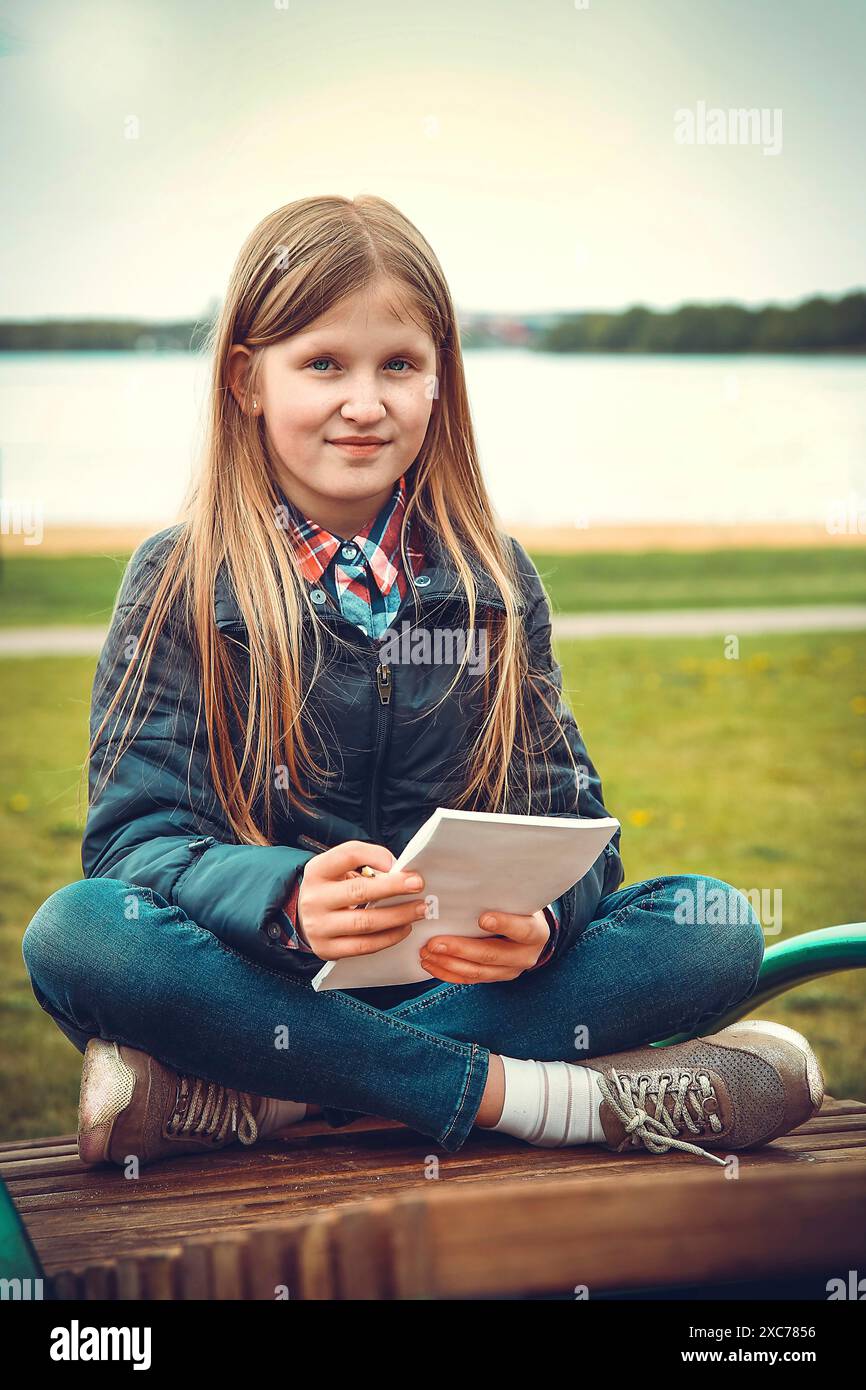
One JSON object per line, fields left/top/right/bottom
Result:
{"left": 1, "top": 605, "right": 865, "bottom": 656}
{"left": 554, "top": 604, "right": 866, "bottom": 638}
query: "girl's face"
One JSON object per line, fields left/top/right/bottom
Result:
{"left": 233, "top": 278, "right": 438, "bottom": 538}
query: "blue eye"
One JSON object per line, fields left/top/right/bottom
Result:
{"left": 306, "top": 356, "right": 414, "bottom": 373}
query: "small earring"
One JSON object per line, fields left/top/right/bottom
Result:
{"left": 252, "top": 399, "right": 258, "bottom": 410}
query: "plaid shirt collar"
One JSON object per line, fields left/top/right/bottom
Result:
{"left": 278, "top": 473, "right": 424, "bottom": 596}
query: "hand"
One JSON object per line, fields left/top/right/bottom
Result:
{"left": 296, "top": 840, "right": 429, "bottom": 962}
{"left": 419, "top": 908, "right": 551, "bottom": 983}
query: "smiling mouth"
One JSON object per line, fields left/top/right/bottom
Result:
{"left": 327, "top": 440, "right": 390, "bottom": 456}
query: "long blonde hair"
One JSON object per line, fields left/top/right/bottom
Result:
{"left": 85, "top": 194, "right": 581, "bottom": 845}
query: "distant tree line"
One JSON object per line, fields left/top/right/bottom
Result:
{"left": 536, "top": 291, "right": 866, "bottom": 354}
{"left": 1, "top": 291, "right": 864, "bottom": 353}
{"left": 0, "top": 318, "right": 214, "bottom": 352}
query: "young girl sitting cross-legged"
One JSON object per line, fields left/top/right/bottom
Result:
{"left": 22, "top": 194, "right": 824, "bottom": 1169}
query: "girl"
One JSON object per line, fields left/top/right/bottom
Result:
{"left": 22, "top": 195, "right": 823, "bottom": 1168}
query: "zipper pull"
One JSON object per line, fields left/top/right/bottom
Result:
{"left": 376, "top": 662, "right": 392, "bottom": 704}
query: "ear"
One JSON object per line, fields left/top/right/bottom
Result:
{"left": 225, "top": 344, "right": 257, "bottom": 414}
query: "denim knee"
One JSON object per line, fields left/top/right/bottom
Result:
{"left": 668, "top": 873, "right": 765, "bottom": 997}
{"left": 22, "top": 877, "right": 133, "bottom": 990}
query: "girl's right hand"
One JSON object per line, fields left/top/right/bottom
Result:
{"left": 296, "top": 840, "right": 428, "bottom": 961}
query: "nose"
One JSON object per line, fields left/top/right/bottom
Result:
{"left": 339, "top": 375, "right": 387, "bottom": 424}
{"left": 340, "top": 399, "right": 387, "bottom": 424}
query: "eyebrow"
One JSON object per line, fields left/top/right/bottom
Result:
{"left": 290, "top": 334, "right": 430, "bottom": 356}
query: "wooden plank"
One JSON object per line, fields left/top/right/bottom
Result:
{"left": 415, "top": 1159, "right": 866, "bottom": 1298}
{"left": 332, "top": 1204, "right": 392, "bottom": 1299}
{"left": 1, "top": 1157, "right": 97, "bottom": 1181}
{"left": 389, "top": 1197, "right": 433, "bottom": 1299}
{"left": 82, "top": 1261, "right": 114, "bottom": 1300}
{"left": 115, "top": 1255, "right": 145, "bottom": 1301}
{"left": 208, "top": 1234, "right": 248, "bottom": 1300}
{"left": 135, "top": 1251, "right": 178, "bottom": 1300}
{"left": 295, "top": 1211, "right": 338, "bottom": 1300}
{"left": 50, "top": 1269, "right": 82, "bottom": 1299}
{"left": 241, "top": 1222, "right": 299, "bottom": 1301}
{"left": 176, "top": 1239, "right": 211, "bottom": 1300}
{"left": 813, "top": 1096, "right": 866, "bottom": 1114}
{"left": 795, "top": 1113, "right": 866, "bottom": 1134}
{"left": 769, "top": 1130, "right": 866, "bottom": 1154}
{"left": 0, "top": 1144, "right": 79, "bottom": 1164}
{"left": 0, "top": 1135, "right": 81, "bottom": 1152}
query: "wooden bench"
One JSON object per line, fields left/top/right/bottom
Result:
{"left": 5, "top": 923, "right": 865, "bottom": 1300}
{"left": 3, "top": 1096, "right": 865, "bottom": 1300}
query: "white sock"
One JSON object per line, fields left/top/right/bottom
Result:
{"left": 480, "top": 1056, "right": 606, "bottom": 1147}
{"left": 256, "top": 1096, "right": 308, "bottom": 1137}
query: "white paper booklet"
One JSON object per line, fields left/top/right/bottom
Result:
{"left": 311, "top": 807, "right": 620, "bottom": 992}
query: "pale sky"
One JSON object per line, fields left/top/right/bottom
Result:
{"left": 2, "top": 0, "right": 864, "bottom": 319}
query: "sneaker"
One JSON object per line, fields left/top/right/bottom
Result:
{"left": 588, "top": 1020, "right": 825, "bottom": 1167}
{"left": 78, "top": 1038, "right": 270, "bottom": 1168}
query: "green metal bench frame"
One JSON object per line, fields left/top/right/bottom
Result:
{"left": 652, "top": 922, "right": 866, "bottom": 1046}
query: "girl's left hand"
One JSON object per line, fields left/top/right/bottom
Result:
{"left": 419, "top": 909, "right": 550, "bottom": 983}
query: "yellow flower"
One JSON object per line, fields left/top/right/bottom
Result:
{"left": 747, "top": 653, "right": 771, "bottom": 672}
{"left": 628, "top": 808, "right": 653, "bottom": 827}
{"left": 8, "top": 794, "right": 30, "bottom": 813}
{"left": 852, "top": 695, "right": 866, "bottom": 716}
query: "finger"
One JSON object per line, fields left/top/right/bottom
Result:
{"left": 324, "top": 922, "right": 418, "bottom": 959}
{"left": 326, "top": 866, "right": 426, "bottom": 914}
{"left": 419, "top": 952, "right": 520, "bottom": 983}
{"left": 324, "top": 896, "right": 430, "bottom": 940}
{"left": 423, "top": 934, "right": 531, "bottom": 968}
{"left": 317, "top": 840, "right": 396, "bottom": 881}
{"left": 477, "top": 910, "right": 540, "bottom": 945}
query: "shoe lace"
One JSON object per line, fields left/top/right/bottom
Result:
{"left": 596, "top": 1066, "right": 727, "bottom": 1166}
{"left": 165, "top": 1072, "right": 258, "bottom": 1147}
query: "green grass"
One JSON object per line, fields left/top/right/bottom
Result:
{"left": 0, "top": 553, "right": 131, "bottom": 627}
{"left": 562, "top": 631, "right": 866, "bottom": 1105}
{"left": 0, "top": 545, "right": 864, "bottom": 626}
{"left": 1, "top": 629, "right": 864, "bottom": 1141}
{"left": 531, "top": 545, "right": 866, "bottom": 612}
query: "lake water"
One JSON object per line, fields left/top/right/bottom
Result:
{"left": 0, "top": 350, "right": 863, "bottom": 530}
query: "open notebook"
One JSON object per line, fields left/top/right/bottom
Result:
{"left": 311, "top": 807, "right": 620, "bottom": 992}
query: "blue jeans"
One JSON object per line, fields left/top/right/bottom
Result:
{"left": 21, "top": 874, "right": 764, "bottom": 1153}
